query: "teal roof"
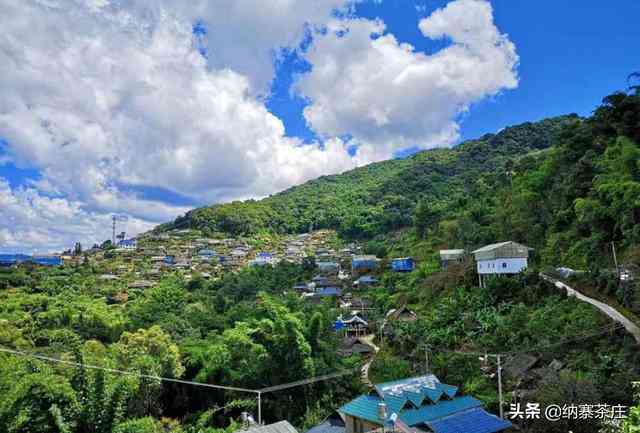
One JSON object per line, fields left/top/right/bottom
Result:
{"left": 401, "top": 396, "right": 482, "bottom": 425}
{"left": 340, "top": 375, "right": 484, "bottom": 427}
{"left": 339, "top": 395, "right": 482, "bottom": 427}
{"left": 374, "top": 375, "right": 458, "bottom": 407}
{"left": 339, "top": 395, "right": 383, "bottom": 425}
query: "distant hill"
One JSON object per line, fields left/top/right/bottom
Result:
{"left": 158, "top": 115, "right": 578, "bottom": 239}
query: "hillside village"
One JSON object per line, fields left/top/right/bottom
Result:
{"left": 0, "top": 86, "right": 639, "bottom": 433}
{"left": 1, "top": 227, "right": 638, "bottom": 433}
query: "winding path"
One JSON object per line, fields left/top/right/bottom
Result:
{"left": 359, "top": 334, "right": 380, "bottom": 387}
{"left": 540, "top": 273, "right": 640, "bottom": 344}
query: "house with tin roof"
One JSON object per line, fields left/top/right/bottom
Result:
{"left": 391, "top": 258, "right": 415, "bottom": 272}
{"left": 471, "top": 241, "right": 531, "bottom": 288}
{"left": 438, "top": 249, "right": 466, "bottom": 269}
{"left": 339, "top": 375, "right": 511, "bottom": 433}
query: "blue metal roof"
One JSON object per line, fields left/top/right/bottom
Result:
{"left": 427, "top": 408, "right": 512, "bottom": 433}
{"left": 339, "top": 395, "right": 382, "bottom": 425}
{"left": 400, "top": 396, "right": 481, "bottom": 426}
{"left": 352, "top": 256, "right": 380, "bottom": 269}
{"left": 339, "top": 394, "right": 482, "bottom": 426}
{"left": 357, "top": 275, "right": 379, "bottom": 284}
{"left": 391, "top": 258, "right": 415, "bottom": 272}
{"left": 339, "top": 375, "right": 496, "bottom": 428}
{"left": 318, "top": 287, "right": 342, "bottom": 297}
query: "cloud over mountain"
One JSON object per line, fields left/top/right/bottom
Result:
{"left": 0, "top": 0, "right": 517, "bottom": 252}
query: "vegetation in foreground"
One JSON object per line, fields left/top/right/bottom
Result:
{"left": 0, "top": 85, "right": 639, "bottom": 432}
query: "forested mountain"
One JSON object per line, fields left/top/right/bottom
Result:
{"left": 162, "top": 88, "right": 640, "bottom": 271}
{"left": 160, "top": 115, "right": 576, "bottom": 239}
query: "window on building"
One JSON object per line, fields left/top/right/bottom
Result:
{"left": 502, "top": 262, "right": 507, "bottom": 268}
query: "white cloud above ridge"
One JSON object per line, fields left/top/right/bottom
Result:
{"left": 0, "top": 0, "right": 519, "bottom": 252}
{"left": 294, "top": 0, "right": 519, "bottom": 155}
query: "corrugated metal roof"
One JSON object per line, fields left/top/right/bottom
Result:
{"left": 471, "top": 242, "right": 512, "bottom": 253}
{"left": 305, "top": 415, "right": 345, "bottom": 433}
{"left": 341, "top": 375, "right": 493, "bottom": 427}
{"left": 240, "top": 421, "right": 299, "bottom": 433}
{"left": 391, "top": 258, "right": 415, "bottom": 272}
{"left": 439, "top": 249, "right": 466, "bottom": 260}
{"left": 353, "top": 255, "right": 379, "bottom": 261}
{"left": 198, "top": 249, "right": 217, "bottom": 255}
{"left": 339, "top": 395, "right": 483, "bottom": 427}
{"left": 339, "top": 395, "right": 382, "bottom": 424}
{"left": 439, "top": 249, "right": 465, "bottom": 255}
{"left": 357, "top": 276, "right": 379, "bottom": 283}
{"left": 400, "top": 396, "right": 483, "bottom": 426}
{"left": 317, "top": 287, "right": 342, "bottom": 297}
{"left": 471, "top": 241, "right": 530, "bottom": 260}
{"left": 427, "top": 408, "right": 512, "bottom": 433}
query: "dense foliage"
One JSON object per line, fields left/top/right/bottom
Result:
{"left": 0, "top": 86, "right": 638, "bottom": 432}
{"left": 0, "top": 264, "right": 363, "bottom": 433}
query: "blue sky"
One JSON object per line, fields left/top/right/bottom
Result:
{"left": 0, "top": 0, "right": 638, "bottom": 252}
{"left": 267, "top": 0, "right": 640, "bottom": 144}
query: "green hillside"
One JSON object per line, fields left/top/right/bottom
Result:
{"left": 160, "top": 115, "right": 576, "bottom": 240}
{"left": 163, "top": 88, "right": 640, "bottom": 272}
{"left": 0, "top": 87, "right": 638, "bottom": 433}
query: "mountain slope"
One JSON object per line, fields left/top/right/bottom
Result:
{"left": 159, "top": 115, "right": 578, "bottom": 239}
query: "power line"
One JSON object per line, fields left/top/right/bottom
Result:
{"left": 0, "top": 345, "right": 357, "bottom": 394}
{"left": 258, "top": 369, "right": 357, "bottom": 393}
{"left": 0, "top": 344, "right": 357, "bottom": 425}
{"left": 0, "top": 345, "right": 258, "bottom": 393}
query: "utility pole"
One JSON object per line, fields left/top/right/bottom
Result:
{"left": 112, "top": 216, "right": 116, "bottom": 245}
{"left": 497, "top": 354, "right": 504, "bottom": 419}
{"left": 424, "top": 346, "right": 430, "bottom": 374}
{"left": 611, "top": 241, "right": 619, "bottom": 278}
{"left": 257, "top": 391, "right": 262, "bottom": 425}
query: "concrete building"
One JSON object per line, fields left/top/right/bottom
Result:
{"left": 472, "top": 241, "right": 531, "bottom": 288}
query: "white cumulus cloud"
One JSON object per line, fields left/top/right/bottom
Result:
{"left": 0, "top": 0, "right": 361, "bottom": 251}
{"left": 0, "top": 179, "right": 154, "bottom": 254}
{"left": 0, "top": 0, "right": 519, "bottom": 252}
{"left": 295, "top": 0, "right": 519, "bottom": 157}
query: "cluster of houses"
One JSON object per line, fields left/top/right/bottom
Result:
{"left": 0, "top": 253, "right": 63, "bottom": 267}
{"left": 74, "top": 229, "right": 346, "bottom": 288}
{"left": 237, "top": 374, "right": 512, "bottom": 433}
{"left": 295, "top": 250, "right": 418, "bottom": 305}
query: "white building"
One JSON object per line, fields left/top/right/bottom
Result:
{"left": 116, "top": 238, "right": 137, "bottom": 250}
{"left": 472, "top": 241, "right": 531, "bottom": 288}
